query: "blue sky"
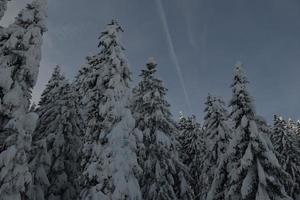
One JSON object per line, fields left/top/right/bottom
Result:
{"left": 2, "top": 0, "right": 300, "bottom": 122}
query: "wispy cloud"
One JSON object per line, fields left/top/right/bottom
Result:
{"left": 155, "top": 0, "right": 192, "bottom": 113}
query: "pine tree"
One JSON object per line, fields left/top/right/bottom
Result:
{"left": 27, "top": 137, "right": 50, "bottom": 200}
{"left": 73, "top": 61, "right": 93, "bottom": 126}
{"left": 36, "top": 65, "right": 65, "bottom": 115}
{"left": 177, "top": 113, "right": 203, "bottom": 199}
{"left": 0, "top": 0, "right": 47, "bottom": 199}
{"left": 131, "top": 58, "right": 194, "bottom": 200}
{"left": 177, "top": 113, "right": 202, "bottom": 168}
{"left": 80, "top": 20, "right": 142, "bottom": 200}
{"left": 29, "top": 66, "right": 83, "bottom": 200}
{"left": 207, "top": 62, "right": 292, "bottom": 200}
{"left": 271, "top": 115, "right": 300, "bottom": 198}
{"left": 201, "top": 95, "right": 231, "bottom": 200}
{"left": 46, "top": 81, "right": 82, "bottom": 200}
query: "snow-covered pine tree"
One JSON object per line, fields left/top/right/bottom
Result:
{"left": 131, "top": 58, "right": 194, "bottom": 200}
{"left": 271, "top": 115, "right": 300, "bottom": 198}
{"left": 207, "top": 62, "right": 292, "bottom": 200}
{"left": 0, "top": 0, "right": 47, "bottom": 131}
{"left": 177, "top": 113, "right": 202, "bottom": 167}
{"left": 46, "top": 81, "right": 82, "bottom": 200}
{"left": 36, "top": 65, "right": 65, "bottom": 116}
{"left": 0, "top": 0, "right": 47, "bottom": 199}
{"left": 177, "top": 112, "right": 203, "bottom": 200}
{"left": 33, "top": 68, "right": 82, "bottom": 200}
{"left": 27, "top": 137, "right": 50, "bottom": 200}
{"left": 225, "top": 63, "right": 292, "bottom": 200}
{"left": 73, "top": 61, "right": 93, "bottom": 126}
{"left": 80, "top": 20, "right": 142, "bottom": 200}
{"left": 28, "top": 66, "right": 61, "bottom": 200}
{"left": 201, "top": 95, "right": 231, "bottom": 200}
{"left": 0, "top": 0, "right": 10, "bottom": 20}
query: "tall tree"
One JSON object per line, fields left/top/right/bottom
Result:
{"left": 271, "top": 115, "right": 300, "bottom": 198}
{"left": 201, "top": 95, "right": 231, "bottom": 200}
{"left": 26, "top": 66, "right": 62, "bottom": 200}
{"left": 73, "top": 61, "right": 93, "bottom": 126}
{"left": 207, "top": 63, "right": 292, "bottom": 200}
{"left": 80, "top": 20, "right": 142, "bottom": 200}
{"left": 177, "top": 113, "right": 203, "bottom": 200}
{"left": 46, "top": 81, "right": 82, "bottom": 200}
{"left": 131, "top": 58, "right": 194, "bottom": 200}
{"left": 33, "top": 67, "right": 82, "bottom": 200}
{"left": 0, "top": 0, "right": 47, "bottom": 199}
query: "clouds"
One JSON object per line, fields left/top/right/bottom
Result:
{"left": 2, "top": 0, "right": 300, "bottom": 121}
{"left": 155, "top": 0, "right": 192, "bottom": 113}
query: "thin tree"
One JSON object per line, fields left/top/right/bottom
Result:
{"left": 271, "top": 115, "right": 300, "bottom": 198}
{"left": 177, "top": 113, "right": 203, "bottom": 199}
{"left": 80, "top": 20, "right": 142, "bottom": 200}
{"left": 202, "top": 95, "right": 231, "bottom": 200}
{"left": 207, "top": 62, "right": 292, "bottom": 200}
{"left": 131, "top": 58, "right": 194, "bottom": 200}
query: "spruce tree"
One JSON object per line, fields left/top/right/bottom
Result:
{"left": 27, "top": 137, "right": 50, "bottom": 200}
{"left": 177, "top": 113, "right": 203, "bottom": 199}
{"left": 36, "top": 65, "right": 65, "bottom": 115}
{"left": 271, "top": 115, "right": 300, "bottom": 198}
{"left": 131, "top": 58, "right": 194, "bottom": 200}
{"left": 46, "top": 81, "right": 82, "bottom": 200}
{"left": 30, "top": 66, "right": 82, "bottom": 200}
{"left": 202, "top": 95, "right": 231, "bottom": 200}
{"left": 177, "top": 113, "right": 203, "bottom": 169}
{"left": 73, "top": 62, "right": 93, "bottom": 126}
{"left": 207, "top": 62, "right": 292, "bottom": 200}
{"left": 80, "top": 20, "right": 142, "bottom": 200}
{"left": 34, "top": 69, "right": 82, "bottom": 200}
{"left": 0, "top": 0, "right": 47, "bottom": 199}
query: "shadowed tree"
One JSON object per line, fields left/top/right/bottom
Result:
{"left": 131, "top": 58, "right": 194, "bottom": 200}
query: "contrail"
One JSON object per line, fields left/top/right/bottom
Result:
{"left": 155, "top": 0, "right": 192, "bottom": 113}
{"left": 179, "top": 1, "right": 198, "bottom": 51}
{"left": 180, "top": 1, "right": 208, "bottom": 70}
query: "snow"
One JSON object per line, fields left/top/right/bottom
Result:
{"left": 241, "top": 115, "right": 248, "bottom": 128}
{"left": 148, "top": 57, "right": 156, "bottom": 65}
{"left": 0, "top": 67, "right": 12, "bottom": 92}
{"left": 3, "top": 84, "right": 23, "bottom": 107}
{"left": 23, "top": 112, "right": 39, "bottom": 133}
{"left": 0, "top": 0, "right": 10, "bottom": 20}
{"left": 156, "top": 130, "right": 172, "bottom": 147}
{"left": 241, "top": 144, "right": 253, "bottom": 168}
{"left": 241, "top": 166, "right": 255, "bottom": 199}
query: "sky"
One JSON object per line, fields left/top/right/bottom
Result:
{"left": 1, "top": 0, "right": 300, "bottom": 123}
